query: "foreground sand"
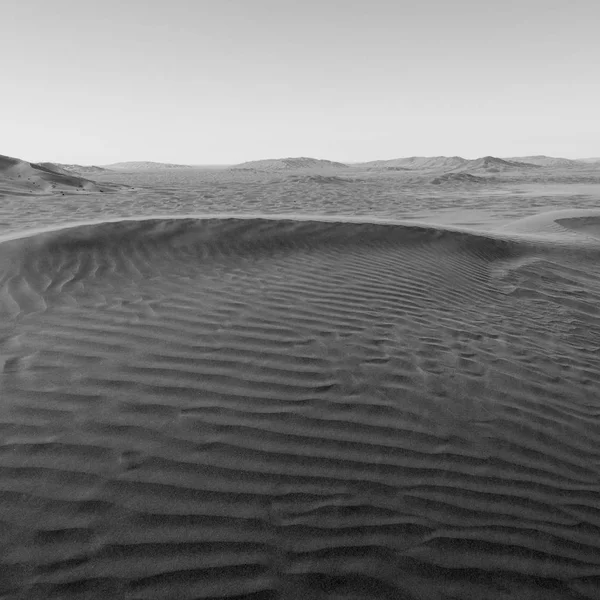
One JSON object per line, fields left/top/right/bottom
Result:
{"left": 0, "top": 207, "right": 599, "bottom": 599}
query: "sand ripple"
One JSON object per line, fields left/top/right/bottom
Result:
{"left": 0, "top": 213, "right": 599, "bottom": 599}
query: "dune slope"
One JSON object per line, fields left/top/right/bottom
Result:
{"left": 0, "top": 213, "right": 599, "bottom": 599}
{"left": 0, "top": 154, "right": 103, "bottom": 195}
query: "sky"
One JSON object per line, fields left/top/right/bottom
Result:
{"left": 1, "top": 0, "right": 599, "bottom": 165}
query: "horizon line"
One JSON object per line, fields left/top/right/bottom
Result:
{"left": 48, "top": 154, "right": 600, "bottom": 167}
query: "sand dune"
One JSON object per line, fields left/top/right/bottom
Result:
{"left": 357, "top": 156, "right": 468, "bottom": 171}
{"left": 281, "top": 174, "right": 353, "bottom": 185}
{"left": 431, "top": 173, "right": 490, "bottom": 185}
{"left": 232, "top": 157, "right": 349, "bottom": 171}
{"left": 352, "top": 156, "right": 560, "bottom": 175}
{"left": 104, "top": 161, "right": 196, "bottom": 171}
{"left": 505, "top": 156, "right": 583, "bottom": 168}
{"left": 35, "top": 162, "right": 80, "bottom": 176}
{"left": 52, "top": 163, "right": 113, "bottom": 176}
{"left": 0, "top": 154, "right": 106, "bottom": 196}
{"left": 1, "top": 211, "right": 600, "bottom": 599}
{"left": 354, "top": 155, "right": 590, "bottom": 174}
{"left": 453, "top": 156, "right": 541, "bottom": 174}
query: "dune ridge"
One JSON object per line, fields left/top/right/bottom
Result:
{"left": 1, "top": 212, "right": 600, "bottom": 598}
{"left": 0, "top": 154, "right": 104, "bottom": 196}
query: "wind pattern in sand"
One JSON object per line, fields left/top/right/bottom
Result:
{"left": 1, "top": 212, "right": 600, "bottom": 599}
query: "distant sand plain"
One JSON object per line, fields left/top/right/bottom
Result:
{"left": 1, "top": 156, "right": 600, "bottom": 599}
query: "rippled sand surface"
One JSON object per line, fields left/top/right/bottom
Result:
{"left": 1, "top": 168, "right": 600, "bottom": 599}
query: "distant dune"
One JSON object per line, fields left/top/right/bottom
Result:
{"left": 353, "top": 160, "right": 411, "bottom": 171}
{"left": 431, "top": 172, "right": 489, "bottom": 185}
{"left": 232, "top": 157, "right": 349, "bottom": 171}
{"left": 282, "top": 174, "right": 352, "bottom": 185}
{"left": 354, "top": 155, "right": 542, "bottom": 173}
{"left": 375, "top": 166, "right": 412, "bottom": 172}
{"left": 356, "top": 156, "right": 468, "bottom": 171}
{"left": 453, "top": 156, "right": 540, "bottom": 173}
{"left": 84, "top": 155, "right": 600, "bottom": 174}
{"left": 104, "top": 161, "right": 194, "bottom": 170}
{"left": 354, "top": 155, "right": 594, "bottom": 173}
{"left": 53, "top": 163, "right": 112, "bottom": 175}
{"left": 505, "top": 155, "right": 583, "bottom": 167}
{"left": 353, "top": 159, "right": 412, "bottom": 170}
{"left": 0, "top": 153, "right": 104, "bottom": 195}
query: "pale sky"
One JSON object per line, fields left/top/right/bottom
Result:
{"left": 2, "top": 0, "right": 599, "bottom": 165}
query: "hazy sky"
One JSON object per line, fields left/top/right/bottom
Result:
{"left": 2, "top": 0, "right": 599, "bottom": 164}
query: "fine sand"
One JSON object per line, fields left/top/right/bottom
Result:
{"left": 1, "top": 159, "right": 600, "bottom": 599}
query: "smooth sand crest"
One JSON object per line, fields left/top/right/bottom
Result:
{"left": 0, "top": 215, "right": 599, "bottom": 599}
